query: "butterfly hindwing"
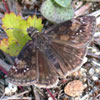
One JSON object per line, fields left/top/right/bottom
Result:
{"left": 7, "top": 41, "right": 38, "bottom": 86}
{"left": 7, "top": 41, "right": 58, "bottom": 88}
{"left": 34, "top": 50, "right": 58, "bottom": 88}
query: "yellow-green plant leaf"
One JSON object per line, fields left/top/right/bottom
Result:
{"left": 26, "top": 15, "right": 43, "bottom": 32}
{"left": 0, "top": 12, "right": 43, "bottom": 56}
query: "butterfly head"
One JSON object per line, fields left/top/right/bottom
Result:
{"left": 27, "top": 27, "right": 39, "bottom": 39}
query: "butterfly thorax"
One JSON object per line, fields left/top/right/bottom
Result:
{"left": 27, "top": 27, "right": 49, "bottom": 51}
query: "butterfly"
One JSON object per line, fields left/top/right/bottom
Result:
{"left": 7, "top": 16, "right": 96, "bottom": 88}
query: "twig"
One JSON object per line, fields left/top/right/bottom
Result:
{"left": 80, "top": 94, "right": 89, "bottom": 100}
{"left": 2, "top": 96, "right": 32, "bottom": 100}
{"left": 46, "top": 88, "right": 56, "bottom": 100}
{"left": 12, "top": 90, "right": 30, "bottom": 97}
{"left": 94, "top": 94, "right": 100, "bottom": 100}
{"left": 3, "top": 53, "right": 14, "bottom": 65}
{"left": 0, "top": 93, "right": 5, "bottom": 100}
{"left": 89, "top": 9, "right": 100, "bottom": 17}
{"left": 92, "top": 61, "right": 100, "bottom": 66}
{"left": 75, "top": 3, "right": 92, "bottom": 17}
{"left": 0, "top": 59, "right": 11, "bottom": 74}
{"left": 3, "top": 90, "right": 31, "bottom": 100}
{"left": 2, "top": 0, "right": 10, "bottom": 13}
{"left": 33, "top": 87, "right": 41, "bottom": 100}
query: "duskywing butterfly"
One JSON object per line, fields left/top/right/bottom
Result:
{"left": 7, "top": 16, "right": 96, "bottom": 88}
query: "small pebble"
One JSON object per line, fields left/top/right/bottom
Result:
{"left": 94, "top": 32, "right": 100, "bottom": 37}
{"left": 95, "top": 52, "right": 100, "bottom": 55}
{"left": 84, "top": 84, "right": 88, "bottom": 88}
{"left": 48, "top": 97, "right": 53, "bottom": 100}
{"left": 11, "top": 86, "right": 17, "bottom": 93}
{"left": 95, "top": 68, "right": 100, "bottom": 73}
{"left": 72, "top": 70, "right": 82, "bottom": 77}
{"left": 80, "top": 68, "right": 87, "bottom": 72}
{"left": 5, "top": 87, "right": 11, "bottom": 95}
{"left": 64, "top": 80, "right": 84, "bottom": 97}
{"left": 83, "top": 72, "right": 87, "bottom": 77}
{"left": 5, "top": 83, "right": 17, "bottom": 95}
{"left": 89, "top": 68, "right": 95, "bottom": 76}
{"left": 75, "top": 97, "right": 81, "bottom": 100}
{"left": 83, "top": 57, "right": 88, "bottom": 64}
{"left": 92, "top": 75, "right": 98, "bottom": 81}
{"left": 92, "top": 48, "right": 97, "bottom": 53}
{"left": 83, "top": 78, "right": 87, "bottom": 82}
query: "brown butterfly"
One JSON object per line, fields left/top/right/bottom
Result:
{"left": 7, "top": 16, "right": 96, "bottom": 88}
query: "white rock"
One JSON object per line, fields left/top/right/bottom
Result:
{"left": 8, "top": 83, "right": 17, "bottom": 92}
{"left": 83, "top": 78, "right": 87, "bottom": 82}
{"left": 11, "top": 86, "right": 17, "bottom": 93}
{"left": 83, "top": 73, "right": 87, "bottom": 77}
{"left": 75, "top": 97, "right": 81, "bottom": 100}
{"left": 80, "top": 68, "right": 87, "bottom": 72}
{"left": 92, "top": 75, "right": 98, "bottom": 81}
{"left": 48, "top": 97, "right": 53, "bottom": 100}
{"left": 83, "top": 57, "right": 88, "bottom": 64}
{"left": 5, "top": 83, "right": 17, "bottom": 95}
{"left": 89, "top": 68, "right": 95, "bottom": 75}
{"left": 84, "top": 84, "right": 88, "bottom": 88}
{"left": 94, "top": 32, "right": 100, "bottom": 37}
{"left": 95, "top": 68, "right": 100, "bottom": 73}
{"left": 5, "top": 87, "right": 11, "bottom": 95}
{"left": 95, "top": 52, "right": 100, "bottom": 55}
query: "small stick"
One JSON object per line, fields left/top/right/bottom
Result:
{"left": 46, "top": 88, "right": 56, "bottom": 100}
{"left": 2, "top": 0, "right": 10, "bottom": 13}
{"left": 0, "top": 59, "right": 11, "bottom": 73}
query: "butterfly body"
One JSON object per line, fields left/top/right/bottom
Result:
{"left": 7, "top": 16, "right": 96, "bottom": 88}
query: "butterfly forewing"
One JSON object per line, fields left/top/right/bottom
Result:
{"left": 46, "top": 16, "right": 96, "bottom": 76}
{"left": 7, "top": 16, "right": 96, "bottom": 88}
{"left": 50, "top": 42, "right": 87, "bottom": 76}
{"left": 46, "top": 16, "right": 96, "bottom": 47}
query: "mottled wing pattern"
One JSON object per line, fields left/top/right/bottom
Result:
{"left": 46, "top": 16, "right": 96, "bottom": 76}
{"left": 50, "top": 42, "right": 87, "bottom": 76}
{"left": 46, "top": 16, "right": 96, "bottom": 47}
{"left": 7, "top": 41, "right": 38, "bottom": 86}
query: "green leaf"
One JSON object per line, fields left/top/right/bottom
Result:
{"left": 54, "top": 0, "right": 72, "bottom": 8}
{"left": 0, "top": 13, "right": 43, "bottom": 56}
{"left": 40, "top": 0, "right": 74, "bottom": 23}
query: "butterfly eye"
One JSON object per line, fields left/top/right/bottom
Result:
{"left": 27, "top": 27, "right": 32, "bottom": 35}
